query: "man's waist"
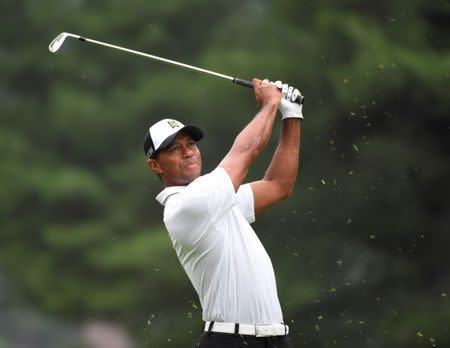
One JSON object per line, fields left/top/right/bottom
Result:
{"left": 204, "top": 321, "right": 289, "bottom": 337}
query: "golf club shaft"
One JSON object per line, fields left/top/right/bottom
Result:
{"left": 50, "top": 33, "right": 304, "bottom": 103}
{"left": 74, "top": 35, "right": 253, "bottom": 88}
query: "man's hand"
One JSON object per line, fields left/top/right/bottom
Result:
{"left": 276, "top": 82, "right": 304, "bottom": 120}
{"left": 252, "top": 78, "right": 282, "bottom": 107}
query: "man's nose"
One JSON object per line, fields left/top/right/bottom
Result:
{"left": 182, "top": 145, "right": 193, "bottom": 158}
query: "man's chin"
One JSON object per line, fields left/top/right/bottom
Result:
{"left": 185, "top": 171, "right": 201, "bottom": 184}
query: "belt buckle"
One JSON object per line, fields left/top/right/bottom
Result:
{"left": 255, "top": 324, "right": 275, "bottom": 337}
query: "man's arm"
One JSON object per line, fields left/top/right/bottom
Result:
{"left": 250, "top": 118, "right": 301, "bottom": 215}
{"left": 219, "top": 79, "right": 281, "bottom": 191}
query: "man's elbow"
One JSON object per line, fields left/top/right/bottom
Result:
{"left": 277, "top": 183, "right": 295, "bottom": 200}
{"left": 283, "top": 187, "right": 295, "bottom": 200}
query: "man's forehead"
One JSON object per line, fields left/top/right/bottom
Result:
{"left": 162, "top": 131, "right": 195, "bottom": 150}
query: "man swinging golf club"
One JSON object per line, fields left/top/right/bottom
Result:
{"left": 144, "top": 78, "right": 303, "bottom": 347}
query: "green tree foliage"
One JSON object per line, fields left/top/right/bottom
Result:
{"left": 0, "top": 0, "right": 449, "bottom": 347}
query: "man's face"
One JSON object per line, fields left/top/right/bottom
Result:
{"left": 147, "top": 132, "right": 202, "bottom": 186}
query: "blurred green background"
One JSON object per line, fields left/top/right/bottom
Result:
{"left": 0, "top": 0, "right": 449, "bottom": 347}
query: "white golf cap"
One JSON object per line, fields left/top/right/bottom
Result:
{"left": 143, "top": 118, "right": 203, "bottom": 159}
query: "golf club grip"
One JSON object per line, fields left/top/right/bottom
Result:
{"left": 233, "top": 78, "right": 254, "bottom": 88}
{"left": 232, "top": 78, "right": 305, "bottom": 105}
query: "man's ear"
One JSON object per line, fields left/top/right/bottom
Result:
{"left": 147, "top": 159, "right": 163, "bottom": 174}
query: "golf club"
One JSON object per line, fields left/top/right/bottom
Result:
{"left": 49, "top": 32, "right": 304, "bottom": 104}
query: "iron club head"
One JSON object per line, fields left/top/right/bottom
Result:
{"left": 49, "top": 32, "right": 81, "bottom": 53}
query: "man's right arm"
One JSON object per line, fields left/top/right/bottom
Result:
{"left": 219, "top": 79, "right": 281, "bottom": 191}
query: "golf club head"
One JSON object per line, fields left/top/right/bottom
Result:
{"left": 49, "top": 32, "right": 79, "bottom": 53}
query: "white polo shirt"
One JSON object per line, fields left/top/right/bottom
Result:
{"left": 156, "top": 167, "right": 283, "bottom": 324}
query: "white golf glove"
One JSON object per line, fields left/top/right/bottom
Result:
{"left": 274, "top": 81, "right": 304, "bottom": 120}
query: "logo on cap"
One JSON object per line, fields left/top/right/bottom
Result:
{"left": 167, "top": 120, "right": 180, "bottom": 129}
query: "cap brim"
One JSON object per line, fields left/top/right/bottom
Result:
{"left": 156, "top": 125, "right": 204, "bottom": 154}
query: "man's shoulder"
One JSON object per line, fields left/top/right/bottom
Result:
{"left": 159, "top": 167, "right": 236, "bottom": 220}
{"left": 194, "top": 167, "right": 229, "bottom": 185}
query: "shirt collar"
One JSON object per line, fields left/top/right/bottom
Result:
{"left": 156, "top": 186, "right": 186, "bottom": 206}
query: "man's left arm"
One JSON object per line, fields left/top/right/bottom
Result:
{"left": 250, "top": 83, "right": 303, "bottom": 215}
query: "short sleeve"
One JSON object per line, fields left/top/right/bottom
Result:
{"left": 236, "top": 183, "right": 255, "bottom": 224}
